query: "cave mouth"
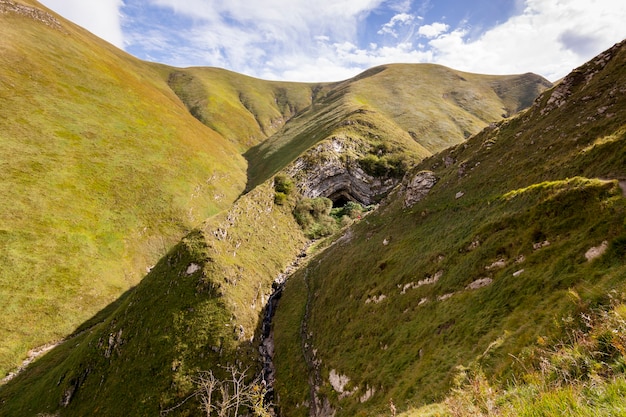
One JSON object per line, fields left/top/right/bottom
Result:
{"left": 329, "top": 190, "right": 359, "bottom": 208}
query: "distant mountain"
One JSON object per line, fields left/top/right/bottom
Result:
{"left": 11, "top": 2, "right": 626, "bottom": 417}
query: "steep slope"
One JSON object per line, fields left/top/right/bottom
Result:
{"left": 0, "top": 182, "right": 308, "bottom": 416}
{"left": 272, "top": 41, "right": 626, "bottom": 416}
{"left": 0, "top": 0, "right": 247, "bottom": 377}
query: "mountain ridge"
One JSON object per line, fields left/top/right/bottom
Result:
{"left": 0, "top": 0, "right": 550, "bottom": 381}
{"left": 3, "top": 1, "right": 624, "bottom": 417}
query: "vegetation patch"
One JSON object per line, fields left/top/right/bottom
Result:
{"left": 402, "top": 292, "right": 626, "bottom": 416}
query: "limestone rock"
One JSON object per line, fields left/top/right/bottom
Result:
{"left": 286, "top": 137, "right": 399, "bottom": 205}
{"left": 466, "top": 277, "right": 493, "bottom": 290}
{"left": 402, "top": 170, "right": 437, "bottom": 207}
{"left": 585, "top": 241, "right": 608, "bottom": 261}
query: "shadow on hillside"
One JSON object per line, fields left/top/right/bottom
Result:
{"left": 0, "top": 236, "right": 288, "bottom": 414}
{"left": 68, "top": 285, "right": 137, "bottom": 338}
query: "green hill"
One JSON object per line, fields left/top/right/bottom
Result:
{"left": 0, "top": 0, "right": 248, "bottom": 377}
{"left": 165, "top": 66, "right": 327, "bottom": 151}
{"left": 0, "top": 0, "right": 548, "bottom": 385}
{"left": 272, "top": 40, "right": 626, "bottom": 416}
{"left": 8, "top": 1, "right": 623, "bottom": 417}
{"left": 244, "top": 64, "right": 550, "bottom": 191}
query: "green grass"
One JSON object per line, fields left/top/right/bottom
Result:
{"left": 0, "top": 181, "right": 308, "bottom": 416}
{"left": 166, "top": 66, "right": 325, "bottom": 151}
{"left": 0, "top": 1, "right": 247, "bottom": 377}
{"left": 402, "top": 293, "right": 626, "bottom": 417}
{"left": 272, "top": 41, "right": 626, "bottom": 416}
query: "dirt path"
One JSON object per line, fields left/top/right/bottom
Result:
{"left": 1, "top": 342, "right": 61, "bottom": 384}
{"left": 619, "top": 180, "right": 626, "bottom": 197}
{"left": 1, "top": 321, "right": 103, "bottom": 385}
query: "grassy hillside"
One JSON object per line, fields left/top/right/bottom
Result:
{"left": 0, "top": 1, "right": 559, "bottom": 415}
{"left": 272, "top": 40, "right": 626, "bottom": 416}
{"left": 0, "top": 0, "right": 247, "bottom": 377}
{"left": 166, "top": 66, "right": 329, "bottom": 151}
{"left": 0, "top": 181, "right": 308, "bottom": 416}
{"left": 244, "top": 64, "right": 550, "bottom": 189}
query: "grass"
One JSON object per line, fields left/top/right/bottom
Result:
{"left": 166, "top": 66, "right": 325, "bottom": 151}
{"left": 401, "top": 292, "right": 626, "bottom": 417}
{"left": 0, "top": 2, "right": 247, "bottom": 377}
{"left": 271, "top": 41, "right": 626, "bottom": 416}
{"left": 0, "top": 181, "right": 309, "bottom": 416}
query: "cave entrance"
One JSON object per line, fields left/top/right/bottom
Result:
{"left": 329, "top": 190, "right": 360, "bottom": 208}
{"left": 332, "top": 194, "right": 351, "bottom": 208}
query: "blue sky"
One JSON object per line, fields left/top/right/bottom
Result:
{"left": 39, "top": 0, "right": 625, "bottom": 82}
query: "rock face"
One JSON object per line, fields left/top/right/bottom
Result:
{"left": 402, "top": 170, "right": 438, "bottom": 207}
{"left": 286, "top": 137, "right": 399, "bottom": 206}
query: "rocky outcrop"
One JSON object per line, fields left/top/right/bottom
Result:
{"left": 0, "top": 0, "right": 64, "bottom": 30}
{"left": 401, "top": 170, "right": 438, "bottom": 207}
{"left": 286, "top": 137, "right": 399, "bottom": 206}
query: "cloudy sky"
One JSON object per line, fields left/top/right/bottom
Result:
{"left": 39, "top": 0, "right": 625, "bottom": 82}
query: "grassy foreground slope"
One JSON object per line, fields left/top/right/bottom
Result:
{"left": 245, "top": 64, "right": 550, "bottom": 189}
{"left": 0, "top": 180, "right": 308, "bottom": 416}
{"left": 0, "top": 0, "right": 247, "bottom": 376}
{"left": 273, "top": 41, "right": 626, "bottom": 416}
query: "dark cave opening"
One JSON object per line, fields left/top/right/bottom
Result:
{"left": 332, "top": 194, "right": 352, "bottom": 208}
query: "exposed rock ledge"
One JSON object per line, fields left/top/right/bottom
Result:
{"left": 401, "top": 170, "right": 438, "bottom": 207}
{"left": 286, "top": 137, "right": 399, "bottom": 205}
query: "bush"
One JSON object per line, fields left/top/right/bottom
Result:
{"left": 273, "top": 174, "right": 295, "bottom": 205}
{"left": 274, "top": 192, "right": 288, "bottom": 205}
{"left": 331, "top": 201, "right": 365, "bottom": 219}
{"left": 358, "top": 154, "right": 409, "bottom": 178}
{"left": 293, "top": 197, "right": 337, "bottom": 238}
{"left": 274, "top": 174, "right": 294, "bottom": 195}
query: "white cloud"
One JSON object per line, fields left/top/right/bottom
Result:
{"left": 39, "top": 0, "right": 626, "bottom": 83}
{"left": 378, "top": 13, "right": 416, "bottom": 37}
{"left": 149, "top": 0, "right": 383, "bottom": 38}
{"left": 417, "top": 22, "right": 449, "bottom": 39}
{"left": 387, "top": 0, "right": 413, "bottom": 13}
{"left": 426, "top": 0, "right": 626, "bottom": 80}
{"left": 39, "top": 0, "right": 125, "bottom": 48}
{"left": 141, "top": 0, "right": 624, "bottom": 82}
{"left": 134, "top": 0, "right": 387, "bottom": 75}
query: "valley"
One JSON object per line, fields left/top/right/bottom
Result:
{"left": 1, "top": 1, "right": 625, "bottom": 416}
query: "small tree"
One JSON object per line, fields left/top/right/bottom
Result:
{"left": 193, "top": 366, "right": 270, "bottom": 417}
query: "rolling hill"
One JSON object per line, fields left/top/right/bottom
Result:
{"left": 4, "top": 1, "right": 623, "bottom": 417}
{"left": 0, "top": 0, "right": 248, "bottom": 378}
{"left": 0, "top": 0, "right": 548, "bottom": 386}
{"left": 272, "top": 39, "right": 626, "bottom": 416}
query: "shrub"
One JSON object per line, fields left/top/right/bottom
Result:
{"left": 293, "top": 197, "right": 337, "bottom": 238}
{"left": 274, "top": 192, "right": 288, "bottom": 205}
{"left": 273, "top": 174, "right": 295, "bottom": 205}
{"left": 274, "top": 174, "right": 294, "bottom": 195}
{"left": 330, "top": 201, "right": 365, "bottom": 219}
{"left": 358, "top": 154, "right": 409, "bottom": 178}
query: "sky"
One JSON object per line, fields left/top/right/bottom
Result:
{"left": 39, "top": 0, "right": 626, "bottom": 82}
